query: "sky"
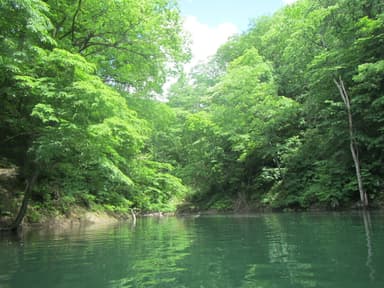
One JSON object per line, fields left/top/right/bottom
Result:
{"left": 179, "top": 0, "right": 298, "bottom": 69}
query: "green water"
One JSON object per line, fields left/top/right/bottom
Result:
{"left": 0, "top": 212, "right": 383, "bottom": 288}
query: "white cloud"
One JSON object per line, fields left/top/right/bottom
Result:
{"left": 161, "top": 16, "right": 237, "bottom": 99}
{"left": 183, "top": 16, "right": 238, "bottom": 72}
{"left": 282, "top": 0, "right": 298, "bottom": 5}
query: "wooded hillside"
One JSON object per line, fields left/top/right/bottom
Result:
{"left": 1, "top": 0, "right": 383, "bottom": 227}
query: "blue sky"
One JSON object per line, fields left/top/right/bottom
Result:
{"left": 179, "top": 0, "right": 289, "bottom": 32}
{"left": 177, "top": 0, "right": 298, "bottom": 69}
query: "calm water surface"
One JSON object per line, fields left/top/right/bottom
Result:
{"left": 0, "top": 212, "right": 383, "bottom": 288}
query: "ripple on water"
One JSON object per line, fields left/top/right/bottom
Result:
{"left": 0, "top": 212, "right": 384, "bottom": 288}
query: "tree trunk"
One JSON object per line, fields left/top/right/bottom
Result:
{"left": 8, "top": 168, "right": 39, "bottom": 231}
{"left": 334, "top": 77, "right": 368, "bottom": 207}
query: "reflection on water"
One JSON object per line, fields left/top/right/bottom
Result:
{"left": 362, "top": 210, "right": 375, "bottom": 281}
{"left": 0, "top": 212, "right": 384, "bottom": 288}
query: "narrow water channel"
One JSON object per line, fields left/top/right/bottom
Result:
{"left": 0, "top": 212, "right": 383, "bottom": 288}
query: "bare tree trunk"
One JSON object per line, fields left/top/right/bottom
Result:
{"left": 334, "top": 77, "right": 368, "bottom": 207}
{"left": 8, "top": 168, "right": 39, "bottom": 231}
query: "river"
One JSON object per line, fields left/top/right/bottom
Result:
{"left": 0, "top": 212, "right": 383, "bottom": 287}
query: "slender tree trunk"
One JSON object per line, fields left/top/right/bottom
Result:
{"left": 8, "top": 168, "right": 39, "bottom": 231}
{"left": 334, "top": 77, "right": 368, "bottom": 207}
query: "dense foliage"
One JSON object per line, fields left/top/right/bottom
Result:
{"left": 1, "top": 0, "right": 383, "bottom": 225}
{"left": 169, "top": 0, "right": 384, "bottom": 210}
{"left": 0, "top": 0, "right": 188, "bottom": 224}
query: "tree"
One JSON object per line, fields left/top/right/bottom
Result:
{"left": 5, "top": 47, "right": 151, "bottom": 228}
{"left": 47, "top": 0, "right": 189, "bottom": 95}
{"left": 167, "top": 0, "right": 384, "bottom": 210}
{"left": 209, "top": 48, "right": 300, "bottom": 208}
{"left": 0, "top": 0, "right": 55, "bottom": 164}
{"left": 0, "top": 0, "right": 191, "bottom": 228}
{"left": 0, "top": 0, "right": 55, "bottom": 229}
{"left": 334, "top": 77, "right": 368, "bottom": 207}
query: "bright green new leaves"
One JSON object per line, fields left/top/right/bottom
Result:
{"left": 259, "top": 0, "right": 384, "bottom": 207}
{"left": 167, "top": 48, "right": 301, "bottom": 210}
{"left": 47, "top": 0, "right": 189, "bottom": 95}
{"left": 2, "top": 0, "right": 383, "bottom": 218}
{"left": 120, "top": 97, "right": 189, "bottom": 211}
{"left": 128, "top": 159, "right": 187, "bottom": 211}
{"left": 180, "top": 111, "right": 227, "bottom": 191}
{"left": 0, "top": 0, "right": 54, "bottom": 164}
{"left": 1, "top": 0, "right": 191, "bottom": 218}
{"left": 168, "top": 0, "right": 384, "bottom": 210}
{"left": 13, "top": 48, "right": 147, "bottom": 208}
{"left": 0, "top": 0, "right": 54, "bottom": 46}
{"left": 211, "top": 48, "right": 298, "bottom": 161}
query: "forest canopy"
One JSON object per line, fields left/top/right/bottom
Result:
{"left": 1, "top": 0, "right": 383, "bottom": 227}
{"left": 168, "top": 0, "right": 384, "bottom": 211}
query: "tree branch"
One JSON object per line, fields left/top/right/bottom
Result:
{"left": 71, "top": 0, "right": 83, "bottom": 43}
{"left": 81, "top": 42, "right": 151, "bottom": 59}
{"left": 53, "top": 15, "right": 68, "bottom": 38}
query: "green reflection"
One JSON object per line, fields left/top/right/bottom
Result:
{"left": 111, "top": 217, "right": 192, "bottom": 288}
{"left": 0, "top": 212, "right": 384, "bottom": 288}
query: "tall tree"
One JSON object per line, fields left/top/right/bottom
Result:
{"left": 334, "top": 78, "right": 368, "bottom": 206}
{"left": 0, "top": 0, "right": 190, "bottom": 228}
{"left": 47, "top": 0, "right": 189, "bottom": 95}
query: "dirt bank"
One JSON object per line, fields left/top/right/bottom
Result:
{"left": 25, "top": 207, "right": 133, "bottom": 231}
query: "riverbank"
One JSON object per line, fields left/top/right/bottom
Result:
{"left": 2, "top": 203, "right": 384, "bottom": 232}
{"left": 33, "top": 208, "right": 125, "bottom": 229}
{"left": 1, "top": 166, "right": 382, "bottom": 231}
{"left": 0, "top": 206, "right": 133, "bottom": 231}
{"left": 0, "top": 166, "right": 129, "bottom": 230}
